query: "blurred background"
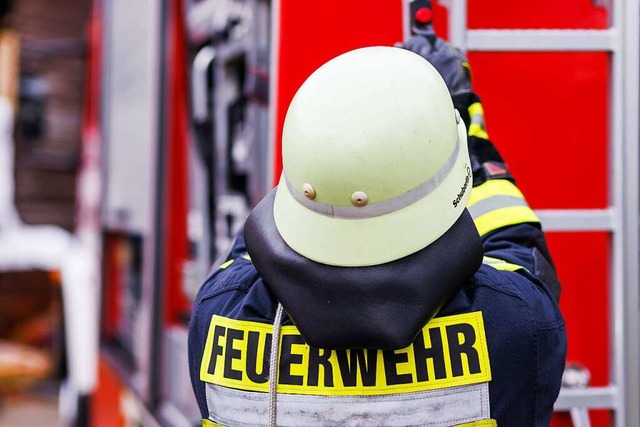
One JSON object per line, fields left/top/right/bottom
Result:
{"left": 0, "top": 0, "right": 638, "bottom": 426}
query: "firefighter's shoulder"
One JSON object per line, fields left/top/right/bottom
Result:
{"left": 470, "top": 263, "right": 564, "bottom": 331}
{"left": 195, "top": 253, "right": 258, "bottom": 302}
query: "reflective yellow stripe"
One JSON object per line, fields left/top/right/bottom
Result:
{"left": 468, "top": 102, "right": 485, "bottom": 118}
{"left": 483, "top": 256, "right": 526, "bottom": 273}
{"left": 219, "top": 254, "right": 251, "bottom": 270}
{"left": 469, "top": 179, "right": 523, "bottom": 206}
{"left": 469, "top": 180, "right": 538, "bottom": 235}
{"left": 474, "top": 205, "right": 540, "bottom": 236}
{"left": 456, "top": 420, "right": 497, "bottom": 427}
{"left": 468, "top": 102, "right": 488, "bottom": 139}
{"left": 468, "top": 124, "right": 489, "bottom": 139}
{"left": 219, "top": 259, "right": 234, "bottom": 269}
{"left": 201, "top": 420, "right": 223, "bottom": 427}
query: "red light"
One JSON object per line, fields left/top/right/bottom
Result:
{"left": 414, "top": 7, "right": 432, "bottom": 24}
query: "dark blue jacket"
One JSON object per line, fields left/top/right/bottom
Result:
{"left": 189, "top": 225, "right": 565, "bottom": 426}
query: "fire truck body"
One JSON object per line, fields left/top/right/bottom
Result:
{"left": 82, "top": 1, "right": 635, "bottom": 426}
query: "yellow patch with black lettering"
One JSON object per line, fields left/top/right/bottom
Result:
{"left": 200, "top": 312, "right": 491, "bottom": 396}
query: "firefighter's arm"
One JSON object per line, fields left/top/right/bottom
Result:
{"left": 454, "top": 92, "right": 561, "bottom": 301}
{"left": 400, "top": 35, "right": 561, "bottom": 300}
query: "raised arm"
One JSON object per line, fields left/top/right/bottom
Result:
{"left": 401, "top": 35, "right": 561, "bottom": 301}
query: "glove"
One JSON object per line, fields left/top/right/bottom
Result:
{"left": 399, "top": 35, "right": 471, "bottom": 95}
{"left": 399, "top": 34, "right": 485, "bottom": 137}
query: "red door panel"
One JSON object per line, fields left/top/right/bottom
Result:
{"left": 430, "top": 0, "right": 609, "bottom": 39}
{"left": 546, "top": 232, "right": 610, "bottom": 388}
{"left": 549, "top": 231, "right": 611, "bottom": 427}
{"left": 273, "top": 0, "right": 404, "bottom": 183}
{"left": 467, "top": 0, "right": 609, "bottom": 30}
{"left": 468, "top": 51, "right": 609, "bottom": 209}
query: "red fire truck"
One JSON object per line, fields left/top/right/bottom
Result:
{"left": 68, "top": 1, "right": 639, "bottom": 426}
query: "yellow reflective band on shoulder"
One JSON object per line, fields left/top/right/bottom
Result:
{"left": 469, "top": 179, "right": 539, "bottom": 236}
{"left": 456, "top": 419, "right": 497, "bottom": 427}
{"left": 469, "top": 179, "right": 524, "bottom": 206}
{"left": 219, "top": 260, "right": 234, "bottom": 270}
{"left": 200, "top": 312, "right": 491, "bottom": 396}
{"left": 201, "top": 419, "right": 222, "bottom": 427}
{"left": 483, "top": 256, "right": 527, "bottom": 273}
{"left": 474, "top": 205, "right": 540, "bottom": 237}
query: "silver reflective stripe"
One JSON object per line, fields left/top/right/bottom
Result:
{"left": 470, "top": 113, "right": 485, "bottom": 125}
{"left": 468, "top": 195, "right": 528, "bottom": 219}
{"left": 284, "top": 134, "right": 461, "bottom": 219}
{"left": 205, "top": 382, "right": 490, "bottom": 427}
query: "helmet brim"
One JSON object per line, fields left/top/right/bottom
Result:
{"left": 273, "top": 120, "right": 472, "bottom": 267}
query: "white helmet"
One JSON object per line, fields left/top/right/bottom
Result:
{"left": 273, "top": 46, "right": 472, "bottom": 267}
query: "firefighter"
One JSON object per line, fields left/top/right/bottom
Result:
{"left": 189, "top": 34, "right": 566, "bottom": 426}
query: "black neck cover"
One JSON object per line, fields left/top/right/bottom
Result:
{"left": 245, "top": 190, "right": 483, "bottom": 350}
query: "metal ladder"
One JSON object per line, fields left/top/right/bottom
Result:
{"left": 402, "top": 1, "right": 640, "bottom": 425}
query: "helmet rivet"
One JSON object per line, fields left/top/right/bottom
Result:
{"left": 303, "top": 183, "right": 316, "bottom": 200}
{"left": 351, "top": 191, "right": 368, "bottom": 207}
{"left": 454, "top": 109, "right": 461, "bottom": 124}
